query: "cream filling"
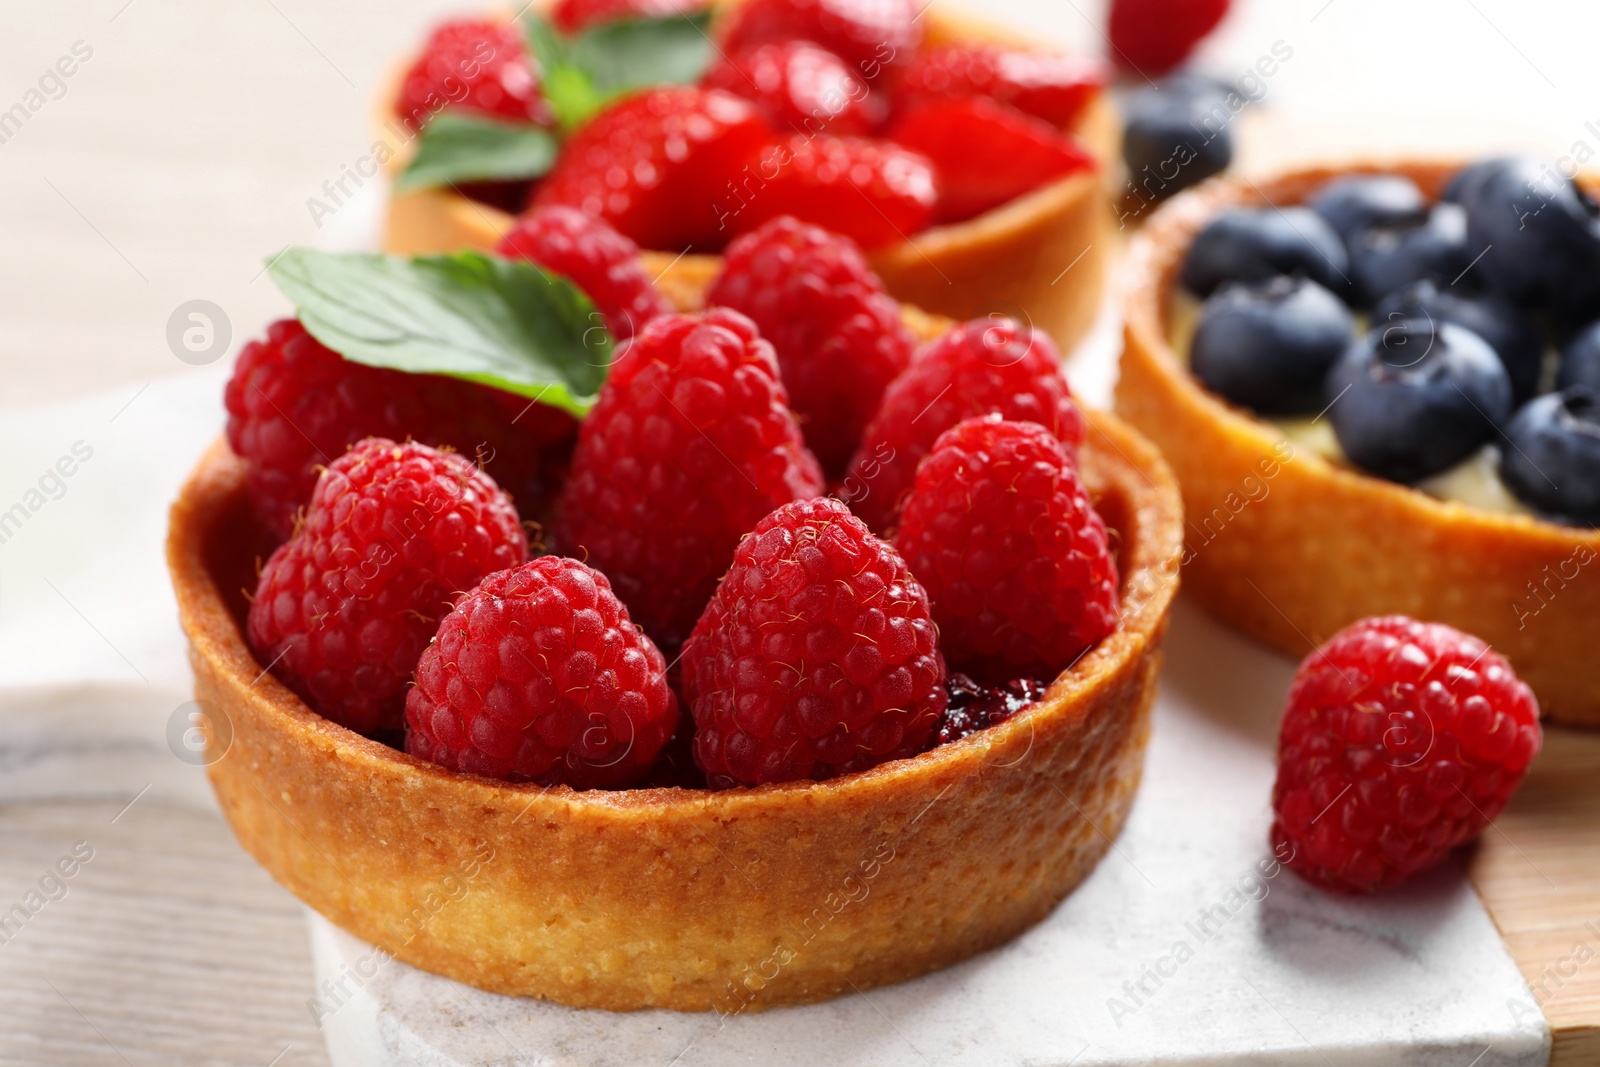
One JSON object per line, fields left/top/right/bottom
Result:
{"left": 1167, "top": 291, "right": 1534, "bottom": 516}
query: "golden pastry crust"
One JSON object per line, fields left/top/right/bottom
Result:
{"left": 1115, "top": 160, "right": 1600, "bottom": 727}
{"left": 168, "top": 358, "right": 1181, "bottom": 1011}
{"left": 375, "top": 4, "right": 1119, "bottom": 351}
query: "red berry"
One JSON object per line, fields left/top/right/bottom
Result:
{"left": 888, "top": 96, "right": 1095, "bottom": 223}
{"left": 1107, "top": 0, "right": 1231, "bottom": 77}
{"left": 702, "top": 41, "right": 883, "bottom": 136}
{"left": 248, "top": 439, "right": 529, "bottom": 736}
{"left": 1271, "top": 615, "right": 1542, "bottom": 894}
{"left": 550, "top": 0, "right": 707, "bottom": 34}
{"left": 894, "top": 44, "right": 1110, "bottom": 128}
{"left": 722, "top": 134, "right": 937, "bottom": 248}
{"left": 396, "top": 18, "right": 549, "bottom": 130}
{"left": 555, "top": 309, "right": 824, "bottom": 651}
{"left": 497, "top": 206, "right": 672, "bottom": 342}
{"left": 683, "top": 497, "right": 946, "bottom": 787}
{"left": 532, "top": 87, "right": 774, "bottom": 251}
{"left": 893, "top": 416, "right": 1119, "bottom": 682}
{"left": 224, "top": 319, "right": 576, "bottom": 539}
{"left": 405, "top": 558, "right": 679, "bottom": 788}
{"left": 721, "top": 0, "right": 921, "bottom": 80}
{"left": 707, "top": 216, "right": 915, "bottom": 473}
{"left": 842, "top": 318, "right": 1085, "bottom": 534}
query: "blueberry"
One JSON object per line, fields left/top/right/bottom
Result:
{"left": 1190, "top": 276, "right": 1354, "bottom": 415}
{"left": 1459, "top": 156, "right": 1600, "bottom": 314}
{"left": 1498, "top": 388, "right": 1600, "bottom": 525}
{"left": 1557, "top": 319, "right": 1600, "bottom": 392}
{"left": 1181, "top": 208, "right": 1350, "bottom": 299}
{"left": 1308, "top": 175, "right": 1427, "bottom": 244}
{"left": 1373, "top": 280, "right": 1545, "bottom": 403}
{"left": 1348, "top": 203, "right": 1477, "bottom": 306}
{"left": 1122, "top": 82, "right": 1233, "bottom": 205}
{"left": 1327, "top": 319, "right": 1512, "bottom": 483}
{"left": 1440, "top": 158, "right": 1505, "bottom": 205}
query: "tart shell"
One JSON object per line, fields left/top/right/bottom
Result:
{"left": 376, "top": 6, "right": 1120, "bottom": 352}
{"left": 1115, "top": 160, "right": 1600, "bottom": 727}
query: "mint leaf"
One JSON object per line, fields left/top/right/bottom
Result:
{"left": 395, "top": 113, "right": 558, "bottom": 192}
{"left": 521, "top": 10, "right": 570, "bottom": 75}
{"left": 542, "top": 64, "right": 606, "bottom": 132}
{"left": 268, "top": 249, "right": 611, "bottom": 416}
{"left": 569, "top": 12, "right": 716, "bottom": 95}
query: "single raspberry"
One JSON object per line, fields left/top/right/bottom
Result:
{"left": 720, "top": 0, "right": 922, "bottom": 81}
{"left": 938, "top": 673, "right": 1049, "bottom": 745}
{"left": 889, "top": 96, "right": 1095, "bottom": 223}
{"left": 893, "top": 417, "right": 1119, "bottom": 682}
{"left": 707, "top": 216, "right": 915, "bottom": 473}
{"left": 1271, "top": 616, "right": 1542, "bottom": 894}
{"left": 497, "top": 206, "right": 672, "bottom": 343}
{"left": 555, "top": 309, "right": 824, "bottom": 651}
{"left": 894, "top": 44, "right": 1110, "bottom": 128}
{"left": 683, "top": 497, "right": 946, "bottom": 787}
{"left": 842, "top": 318, "right": 1086, "bottom": 534}
{"left": 396, "top": 18, "right": 549, "bottom": 131}
{"left": 532, "top": 87, "right": 775, "bottom": 252}
{"left": 702, "top": 41, "right": 883, "bottom": 137}
{"left": 1108, "top": 0, "right": 1231, "bottom": 77}
{"left": 404, "top": 558, "right": 678, "bottom": 788}
{"left": 550, "top": 0, "right": 708, "bottom": 34}
{"left": 248, "top": 439, "right": 528, "bottom": 736}
{"left": 224, "top": 319, "right": 576, "bottom": 539}
{"left": 720, "top": 134, "right": 937, "bottom": 249}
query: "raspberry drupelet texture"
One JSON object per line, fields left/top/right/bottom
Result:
{"left": 721, "top": 0, "right": 922, "bottom": 80}
{"left": 396, "top": 18, "right": 548, "bottom": 131}
{"left": 702, "top": 41, "right": 883, "bottom": 137}
{"left": 224, "top": 319, "right": 576, "bottom": 539}
{"left": 550, "top": 0, "right": 707, "bottom": 33}
{"left": 894, "top": 44, "right": 1110, "bottom": 128}
{"left": 683, "top": 497, "right": 947, "bottom": 788}
{"left": 1271, "top": 615, "right": 1542, "bottom": 894}
{"left": 497, "top": 206, "right": 672, "bottom": 343}
{"left": 555, "top": 309, "right": 824, "bottom": 652}
{"left": 707, "top": 216, "right": 916, "bottom": 473}
{"left": 843, "top": 317, "right": 1086, "bottom": 534}
{"left": 893, "top": 417, "right": 1119, "bottom": 683}
{"left": 248, "top": 439, "right": 529, "bottom": 736}
{"left": 405, "top": 558, "right": 679, "bottom": 788}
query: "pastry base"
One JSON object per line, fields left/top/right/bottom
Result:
{"left": 1114, "top": 160, "right": 1600, "bottom": 726}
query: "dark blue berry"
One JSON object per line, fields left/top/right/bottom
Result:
{"left": 1459, "top": 156, "right": 1600, "bottom": 315}
{"left": 1180, "top": 207, "right": 1350, "bottom": 299}
{"left": 1327, "top": 319, "right": 1512, "bottom": 483}
{"left": 1191, "top": 276, "right": 1354, "bottom": 415}
{"left": 1121, "top": 80, "right": 1234, "bottom": 206}
{"left": 1440, "top": 158, "right": 1504, "bottom": 205}
{"left": 1348, "top": 204, "right": 1478, "bottom": 306}
{"left": 1373, "top": 280, "right": 1545, "bottom": 404}
{"left": 1558, "top": 320, "right": 1600, "bottom": 393}
{"left": 1498, "top": 388, "right": 1600, "bottom": 526}
{"left": 1308, "top": 175, "right": 1427, "bottom": 244}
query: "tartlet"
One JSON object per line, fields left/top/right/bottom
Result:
{"left": 1115, "top": 160, "right": 1600, "bottom": 727}
{"left": 379, "top": 5, "right": 1120, "bottom": 352}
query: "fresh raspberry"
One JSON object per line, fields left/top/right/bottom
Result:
{"left": 938, "top": 673, "right": 1049, "bottom": 745}
{"left": 894, "top": 44, "right": 1110, "bottom": 128}
{"left": 683, "top": 497, "right": 946, "bottom": 787}
{"left": 248, "top": 439, "right": 528, "bottom": 736}
{"left": 396, "top": 18, "right": 548, "bottom": 131}
{"left": 497, "top": 206, "right": 672, "bottom": 343}
{"left": 532, "top": 87, "right": 775, "bottom": 252}
{"left": 842, "top": 318, "right": 1086, "bottom": 534}
{"left": 224, "top": 319, "right": 576, "bottom": 539}
{"left": 550, "top": 0, "right": 707, "bottom": 34}
{"left": 1107, "top": 0, "right": 1231, "bottom": 77}
{"left": 720, "top": 0, "right": 922, "bottom": 81}
{"left": 404, "top": 558, "right": 678, "bottom": 788}
{"left": 721, "top": 134, "right": 937, "bottom": 248}
{"left": 555, "top": 309, "right": 824, "bottom": 651}
{"left": 1271, "top": 616, "right": 1542, "bottom": 894}
{"left": 702, "top": 41, "right": 883, "bottom": 137}
{"left": 893, "top": 417, "right": 1119, "bottom": 682}
{"left": 889, "top": 96, "right": 1095, "bottom": 223}
{"left": 707, "top": 216, "right": 915, "bottom": 473}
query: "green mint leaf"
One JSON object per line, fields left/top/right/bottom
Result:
{"left": 520, "top": 10, "right": 570, "bottom": 75}
{"left": 395, "top": 113, "right": 558, "bottom": 192}
{"left": 543, "top": 63, "right": 606, "bottom": 132}
{"left": 267, "top": 248, "right": 612, "bottom": 417}
{"left": 569, "top": 12, "right": 716, "bottom": 95}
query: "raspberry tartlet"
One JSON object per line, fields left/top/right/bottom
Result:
{"left": 1116, "top": 159, "right": 1600, "bottom": 726}
{"left": 376, "top": 3, "right": 1120, "bottom": 352}
{"left": 168, "top": 253, "right": 1181, "bottom": 1011}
